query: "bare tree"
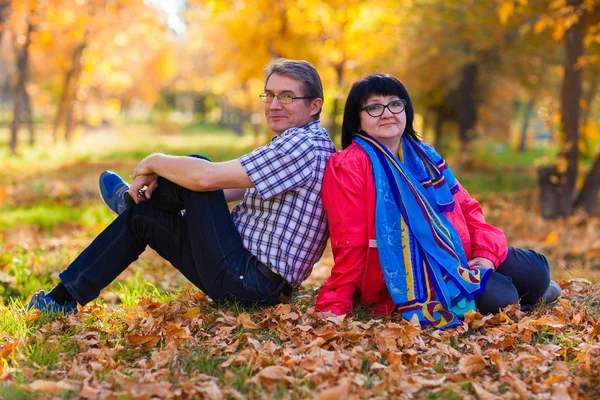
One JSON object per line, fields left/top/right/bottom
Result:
{"left": 9, "top": 10, "right": 34, "bottom": 155}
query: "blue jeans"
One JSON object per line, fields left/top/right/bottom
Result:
{"left": 59, "top": 163, "right": 286, "bottom": 307}
{"left": 475, "top": 247, "right": 550, "bottom": 314}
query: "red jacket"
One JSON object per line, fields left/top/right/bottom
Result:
{"left": 315, "top": 143, "right": 508, "bottom": 316}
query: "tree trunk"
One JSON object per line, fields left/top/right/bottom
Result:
{"left": 538, "top": 0, "right": 585, "bottom": 218}
{"left": 53, "top": 41, "right": 86, "bottom": 142}
{"left": 327, "top": 62, "right": 344, "bottom": 145}
{"left": 573, "top": 152, "right": 600, "bottom": 213}
{"left": 9, "top": 14, "right": 33, "bottom": 155}
{"left": 0, "top": 1, "right": 11, "bottom": 44}
{"left": 64, "top": 102, "right": 76, "bottom": 142}
{"left": 580, "top": 63, "right": 600, "bottom": 125}
{"left": 518, "top": 96, "right": 535, "bottom": 153}
{"left": 24, "top": 86, "right": 34, "bottom": 146}
{"left": 456, "top": 62, "right": 479, "bottom": 149}
{"left": 433, "top": 113, "right": 445, "bottom": 151}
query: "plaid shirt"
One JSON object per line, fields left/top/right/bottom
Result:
{"left": 231, "top": 120, "right": 336, "bottom": 287}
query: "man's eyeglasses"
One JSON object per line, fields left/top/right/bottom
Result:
{"left": 259, "top": 93, "right": 313, "bottom": 104}
{"left": 360, "top": 99, "right": 406, "bottom": 117}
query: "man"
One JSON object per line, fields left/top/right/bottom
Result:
{"left": 28, "top": 58, "right": 337, "bottom": 313}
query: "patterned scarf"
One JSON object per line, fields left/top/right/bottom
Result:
{"left": 355, "top": 133, "right": 491, "bottom": 329}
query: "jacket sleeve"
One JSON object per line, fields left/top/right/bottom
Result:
{"left": 454, "top": 183, "right": 508, "bottom": 267}
{"left": 315, "top": 156, "right": 369, "bottom": 315}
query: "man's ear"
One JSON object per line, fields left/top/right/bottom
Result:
{"left": 310, "top": 98, "right": 323, "bottom": 117}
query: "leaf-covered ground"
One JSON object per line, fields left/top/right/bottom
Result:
{"left": 1, "top": 128, "right": 600, "bottom": 399}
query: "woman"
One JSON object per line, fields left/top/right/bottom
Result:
{"left": 315, "top": 74, "right": 560, "bottom": 329}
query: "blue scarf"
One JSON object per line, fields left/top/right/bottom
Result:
{"left": 355, "top": 133, "right": 491, "bottom": 329}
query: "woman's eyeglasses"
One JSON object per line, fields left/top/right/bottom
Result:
{"left": 360, "top": 99, "right": 406, "bottom": 117}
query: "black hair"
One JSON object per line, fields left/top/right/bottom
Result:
{"left": 341, "top": 73, "right": 418, "bottom": 149}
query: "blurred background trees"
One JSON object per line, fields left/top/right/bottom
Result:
{"left": 0, "top": 0, "right": 599, "bottom": 218}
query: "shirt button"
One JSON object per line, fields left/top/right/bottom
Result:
{"left": 239, "top": 275, "right": 244, "bottom": 280}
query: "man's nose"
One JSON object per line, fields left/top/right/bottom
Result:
{"left": 269, "top": 97, "right": 283, "bottom": 109}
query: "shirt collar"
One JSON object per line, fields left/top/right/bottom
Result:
{"left": 272, "top": 120, "right": 322, "bottom": 141}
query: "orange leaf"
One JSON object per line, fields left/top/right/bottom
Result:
{"left": 273, "top": 304, "right": 291, "bottom": 315}
{"left": 0, "top": 341, "right": 17, "bottom": 359}
{"left": 79, "top": 384, "right": 101, "bottom": 399}
{"left": 532, "top": 317, "right": 564, "bottom": 328}
{"left": 501, "top": 373, "right": 529, "bottom": 400}
{"left": 543, "top": 376, "right": 566, "bottom": 385}
{"left": 237, "top": 313, "right": 260, "bottom": 330}
{"left": 471, "top": 381, "right": 496, "bottom": 400}
{"left": 249, "top": 365, "right": 293, "bottom": 386}
{"left": 25, "top": 380, "right": 77, "bottom": 394}
{"left": 489, "top": 352, "right": 508, "bottom": 376}
{"left": 127, "top": 334, "right": 160, "bottom": 349}
{"left": 314, "top": 380, "right": 350, "bottom": 400}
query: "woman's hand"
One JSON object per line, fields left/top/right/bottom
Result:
{"left": 468, "top": 257, "right": 495, "bottom": 271}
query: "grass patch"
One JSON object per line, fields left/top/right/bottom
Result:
{"left": 0, "top": 203, "right": 112, "bottom": 230}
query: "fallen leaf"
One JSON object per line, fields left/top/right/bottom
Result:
{"left": 314, "top": 380, "right": 350, "bottom": 400}
{"left": 180, "top": 307, "right": 201, "bottom": 319}
{"left": 490, "top": 352, "right": 508, "bottom": 376}
{"left": 0, "top": 341, "right": 17, "bottom": 359}
{"left": 281, "top": 312, "right": 300, "bottom": 321}
{"left": 24, "top": 380, "right": 77, "bottom": 394}
{"left": 79, "top": 384, "right": 101, "bottom": 399}
{"left": 552, "top": 385, "right": 571, "bottom": 400}
{"left": 127, "top": 334, "right": 160, "bottom": 349}
{"left": 248, "top": 365, "right": 293, "bottom": 386}
{"left": 237, "top": 312, "right": 260, "bottom": 330}
{"left": 501, "top": 373, "right": 529, "bottom": 400}
{"left": 471, "top": 381, "right": 496, "bottom": 400}
{"left": 545, "top": 230, "right": 559, "bottom": 245}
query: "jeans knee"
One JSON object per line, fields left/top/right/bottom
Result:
{"left": 476, "top": 273, "right": 520, "bottom": 315}
{"left": 187, "top": 154, "right": 211, "bottom": 162}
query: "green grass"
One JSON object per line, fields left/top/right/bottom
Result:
{"left": 0, "top": 203, "right": 112, "bottom": 230}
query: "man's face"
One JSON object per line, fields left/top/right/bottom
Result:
{"left": 264, "top": 73, "right": 320, "bottom": 135}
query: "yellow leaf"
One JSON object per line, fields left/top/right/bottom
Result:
{"left": 534, "top": 19, "right": 547, "bottom": 34}
{"left": 497, "top": 1, "right": 514, "bottom": 25}
{"left": 180, "top": 307, "right": 201, "bottom": 319}
{"left": 545, "top": 231, "right": 559, "bottom": 245}
{"left": 499, "top": 309, "right": 514, "bottom": 323}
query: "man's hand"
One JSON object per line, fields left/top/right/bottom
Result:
{"left": 129, "top": 173, "right": 158, "bottom": 204}
{"left": 468, "top": 257, "right": 495, "bottom": 271}
{"left": 132, "top": 154, "right": 159, "bottom": 180}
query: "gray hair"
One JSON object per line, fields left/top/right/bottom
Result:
{"left": 264, "top": 58, "right": 324, "bottom": 119}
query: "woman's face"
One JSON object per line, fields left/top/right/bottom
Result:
{"left": 359, "top": 94, "right": 406, "bottom": 147}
